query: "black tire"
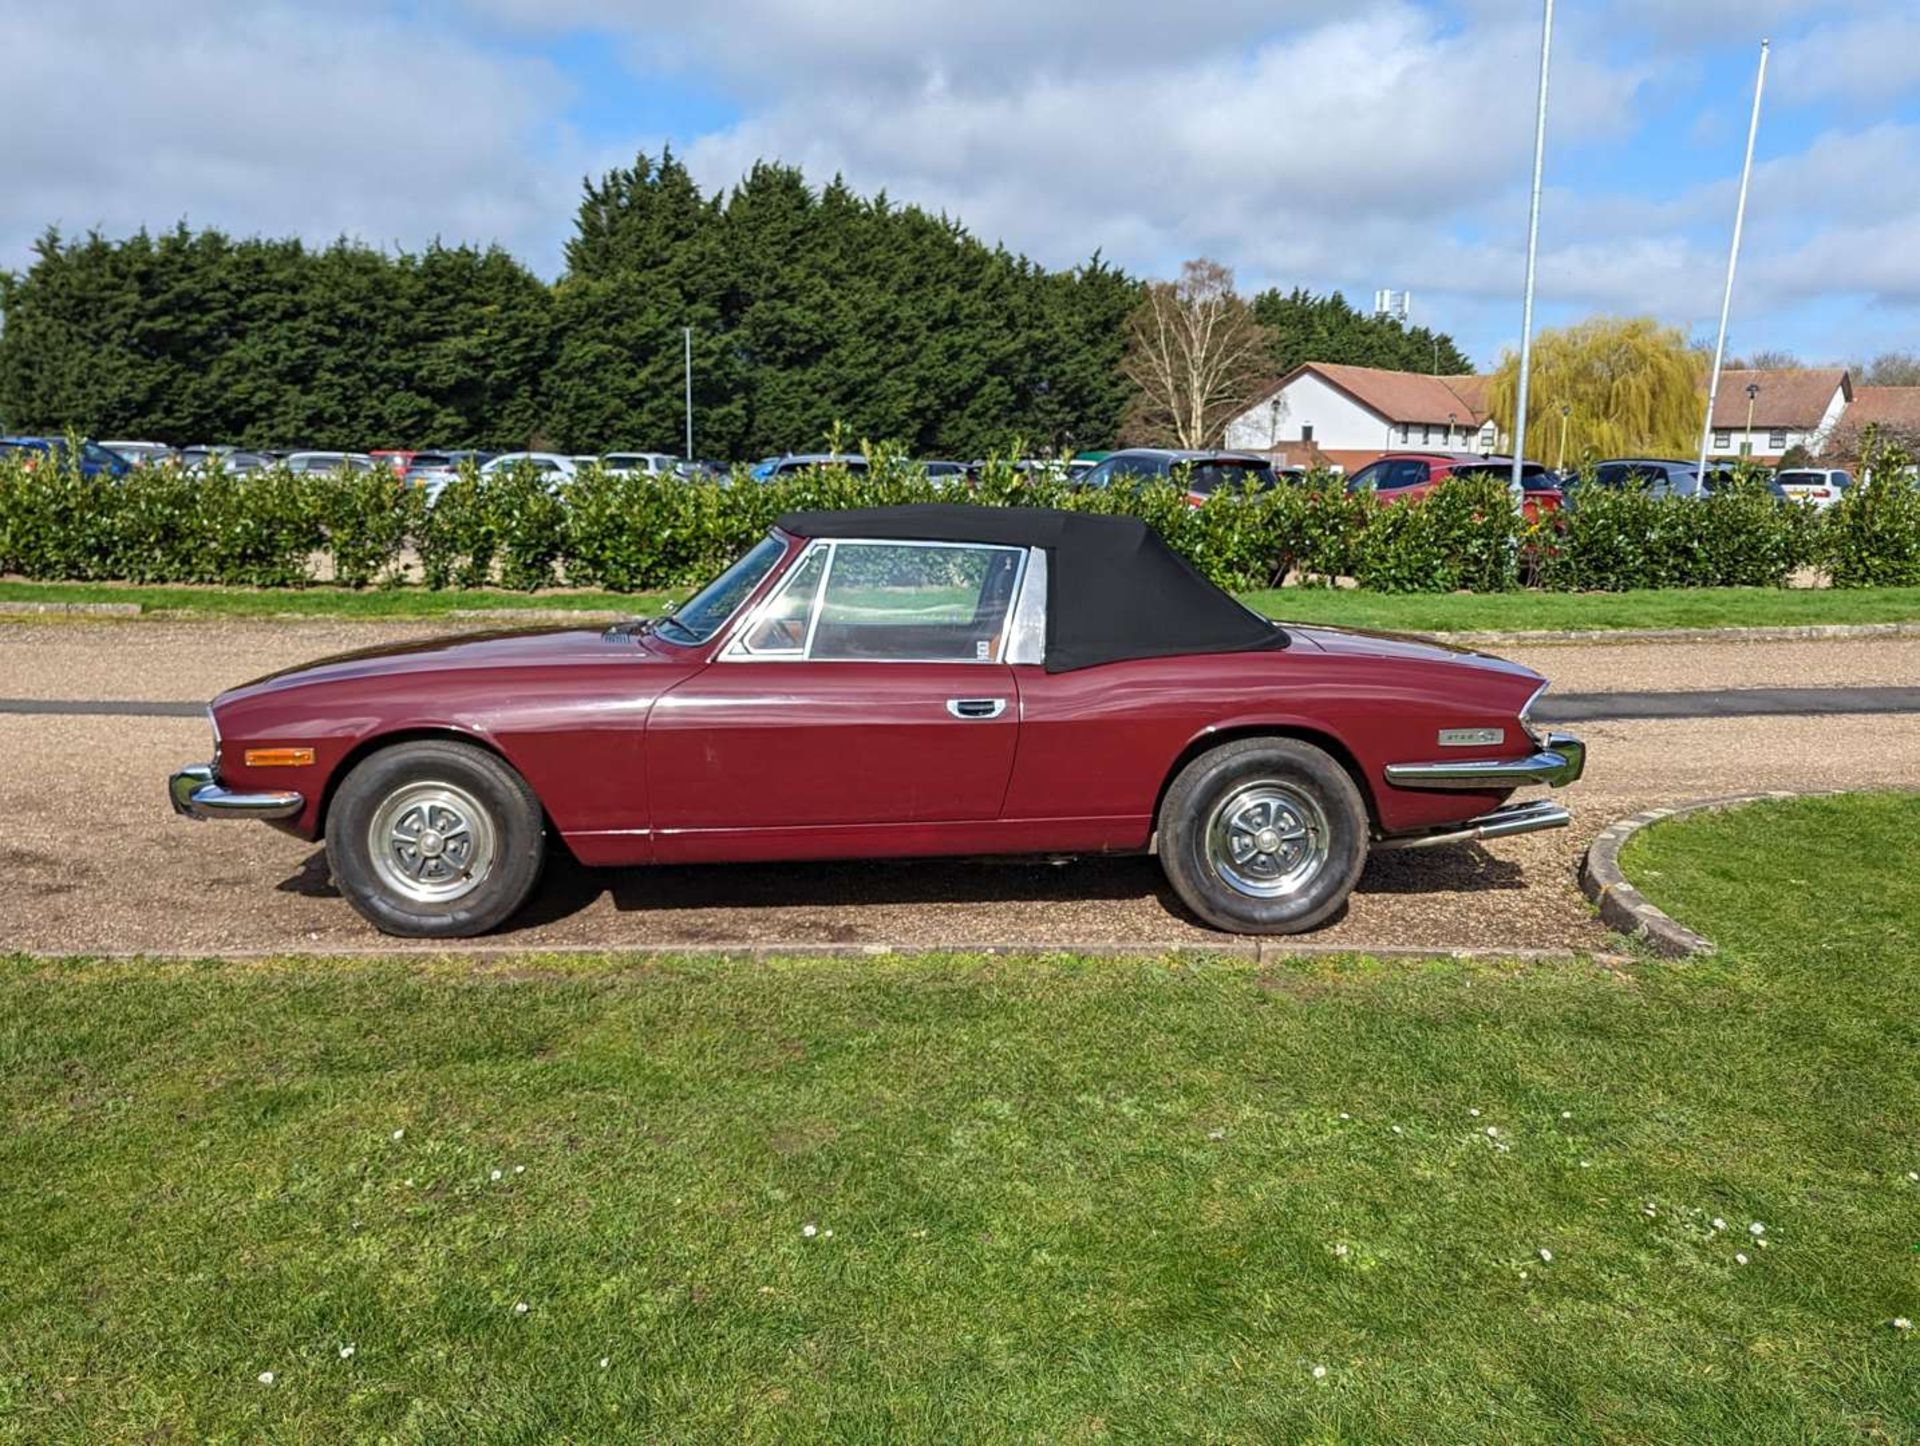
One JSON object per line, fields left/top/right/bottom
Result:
{"left": 325, "top": 739, "right": 546, "bottom": 938}
{"left": 1158, "top": 737, "right": 1369, "bottom": 934}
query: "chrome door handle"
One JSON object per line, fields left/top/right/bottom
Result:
{"left": 946, "top": 697, "right": 1008, "bottom": 719}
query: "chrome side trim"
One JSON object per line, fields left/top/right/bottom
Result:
{"left": 1373, "top": 798, "right": 1572, "bottom": 850}
{"left": 169, "top": 762, "right": 305, "bottom": 821}
{"left": 1384, "top": 731, "right": 1585, "bottom": 790}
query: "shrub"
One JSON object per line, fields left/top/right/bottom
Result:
{"left": 0, "top": 444, "right": 1912, "bottom": 598}
{"left": 313, "top": 466, "right": 421, "bottom": 588}
{"left": 1352, "top": 476, "right": 1517, "bottom": 594}
{"left": 1537, "top": 471, "right": 1813, "bottom": 592}
{"left": 1824, "top": 430, "right": 1920, "bottom": 587}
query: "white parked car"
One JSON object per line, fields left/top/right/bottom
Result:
{"left": 102, "top": 440, "right": 178, "bottom": 468}
{"left": 1772, "top": 468, "right": 1851, "bottom": 509}
{"left": 480, "top": 452, "right": 579, "bottom": 479}
{"left": 601, "top": 451, "right": 682, "bottom": 476}
{"left": 285, "top": 451, "right": 376, "bottom": 475}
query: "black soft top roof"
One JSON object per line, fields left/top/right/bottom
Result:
{"left": 776, "top": 504, "right": 1287, "bottom": 673}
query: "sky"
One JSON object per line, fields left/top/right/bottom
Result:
{"left": 6, "top": 0, "right": 1918, "bottom": 370}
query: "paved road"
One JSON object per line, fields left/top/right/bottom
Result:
{"left": 2, "top": 616, "right": 1915, "bottom": 957}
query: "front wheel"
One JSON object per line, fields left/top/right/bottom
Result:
{"left": 325, "top": 739, "right": 546, "bottom": 938}
{"left": 1158, "top": 737, "right": 1369, "bottom": 934}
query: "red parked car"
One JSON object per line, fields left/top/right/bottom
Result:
{"left": 169, "top": 506, "right": 1585, "bottom": 938}
{"left": 1347, "top": 453, "right": 1564, "bottom": 522}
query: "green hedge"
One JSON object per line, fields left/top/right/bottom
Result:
{"left": 0, "top": 448, "right": 1899, "bottom": 596}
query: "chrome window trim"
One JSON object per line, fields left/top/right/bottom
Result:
{"left": 718, "top": 537, "right": 1027, "bottom": 666}
{"left": 722, "top": 538, "right": 832, "bottom": 659}
{"left": 801, "top": 541, "right": 835, "bottom": 657}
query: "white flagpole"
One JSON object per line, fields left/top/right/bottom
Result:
{"left": 1510, "top": 0, "right": 1554, "bottom": 499}
{"left": 1697, "top": 39, "right": 1771, "bottom": 480}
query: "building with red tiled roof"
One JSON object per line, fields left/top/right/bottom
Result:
{"left": 1707, "top": 368, "right": 1851, "bottom": 463}
{"left": 1843, "top": 385, "right": 1920, "bottom": 433}
{"left": 1223, "top": 363, "right": 1503, "bottom": 474}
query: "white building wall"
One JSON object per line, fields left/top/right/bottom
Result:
{"left": 1224, "top": 373, "right": 1393, "bottom": 452}
{"left": 1708, "top": 385, "right": 1847, "bottom": 459}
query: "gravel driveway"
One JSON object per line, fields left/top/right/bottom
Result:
{"left": 3, "top": 618, "right": 1916, "bottom": 957}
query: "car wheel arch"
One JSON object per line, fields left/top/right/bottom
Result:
{"left": 314, "top": 724, "right": 533, "bottom": 840}
{"left": 1152, "top": 722, "right": 1378, "bottom": 838}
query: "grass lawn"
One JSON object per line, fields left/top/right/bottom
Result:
{"left": 9, "top": 576, "right": 1920, "bottom": 633}
{"left": 5, "top": 798, "right": 1920, "bottom": 1440}
{"left": 1245, "top": 583, "right": 1920, "bottom": 633}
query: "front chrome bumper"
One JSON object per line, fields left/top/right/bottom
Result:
{"left": 1384, "top": 731, "right": 1586, "bottom": 791}
{"left": 169, "top": 762, "right": 305, "bottom": 821}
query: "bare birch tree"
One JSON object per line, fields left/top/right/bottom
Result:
{"left": 1121, "top": 259, "right": 1271, "bottom": 448}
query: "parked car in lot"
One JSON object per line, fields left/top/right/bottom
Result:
{"left": 751, "top": 453, "right": 870, "bottom": 481}
{"left": 1772, "top": 467, "right": 1851, "bottom": 508}
{"left": 602, "top": 452, "right": 682, "bottom": 476}
{"left": 102, "top": 440, "right": 179, "bottom": 468}
{"left": 481, "top": 451, "right": 578, "bottom": 479}
{"left": 169, "top": 504, "right": 1585, "bottom": 939}
{"left": 1568, "top": 458, "right": 1707, "bottom": 501}
{"left": 1345, "top": 453, "right": 1563, "bottom": 521}
{"left": 285, "top": 451, "right": 376, "bottom": 475}
{"left": 1078, "top": 448, "right": 1279, "bottom": 505}
{"left": 1, "top": 436, "right": 133, "bottom": 478}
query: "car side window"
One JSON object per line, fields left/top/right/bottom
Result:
{"left": 808, "top": 542, "right": 1025, "bottom": 663}
{"left": 739, "top": 548, "right": 827, "bottom": 655}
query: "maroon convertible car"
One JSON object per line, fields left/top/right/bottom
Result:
{"left": 170, "top": 505, "right": 1585, "bottom": 937}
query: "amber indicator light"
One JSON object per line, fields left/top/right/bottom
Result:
{"left": 244, "top": 747, "right": 315, "bottom": 768}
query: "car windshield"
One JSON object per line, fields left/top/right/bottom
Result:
{"left": 656, "top": 534, "right": 787, "bottom": 645}
{"left": 1453, "top": 462, "right": 1550, "bottom": 485}
{"left": 1182, "top": 460, "right": 1277, "bottom": 496}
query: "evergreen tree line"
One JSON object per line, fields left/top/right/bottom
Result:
{"left": 0, "top": 150, "right": 1471, "bottom": 458}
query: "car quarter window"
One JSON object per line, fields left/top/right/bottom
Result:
{"left": 800, "top": 542, "right": 1025, "bottom": 663}
{"left": 738, "top": 547, "right": 827, "bottom": 654}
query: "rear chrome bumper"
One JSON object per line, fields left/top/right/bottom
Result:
{"left": 169, "top": 762, "right": 305, "bottom": 821}
{"left": 1384, "top": 731, "right": 1586, "bottom": 791}
{"left": 1375, "top": 798, "right": 1572, "bottom": 851}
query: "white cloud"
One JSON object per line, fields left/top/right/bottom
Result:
{"left": 0, "top": 0, "right": 591, "bottom": 273}
{"left": 1775, "top": 13, "right": 1920, "bottom": 107}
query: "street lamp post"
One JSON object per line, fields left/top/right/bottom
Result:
{"left": 1743, "top": 381, "right": 1759, "bottom": 458}
{"left": 682, "top": 326, "right": 694, "bottom": 461}
{"left": 1557, "top": 402, "right": 1571, "bottom": 472}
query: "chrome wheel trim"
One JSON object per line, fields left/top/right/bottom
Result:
{"left": 367, "top": 780, "right": 497, "bottom": 906}
{"left": 1203, "top": 780, "right": 1330, "bottom": 899}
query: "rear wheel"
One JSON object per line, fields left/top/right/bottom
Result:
{"left": 326, "top": 740, "right": 546, "bottom": 938}
{"left": 1158, "top": 737, "right": 1368, "bottom": 934}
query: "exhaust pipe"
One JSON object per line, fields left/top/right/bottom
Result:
{"left": 1375, "top": 798, "right": 1571, "bottom": 851}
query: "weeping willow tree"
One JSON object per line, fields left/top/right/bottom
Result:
{"left": 1486, "top": 316, "right": 1706, "bottom": 464}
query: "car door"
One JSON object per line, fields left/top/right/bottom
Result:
{"left": 645, "top": 539, "right": 1029, "bottom": 860}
